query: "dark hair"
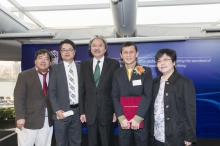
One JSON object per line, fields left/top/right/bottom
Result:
{"left": 155, "top": 48, "right": 177, "bottom": 63}
{"left": 59, "top": 39, "right": 76, "bottom": 50}
{"left": 35, "top": 49, "right": 52, "bottom": 61}
{"left": 89, "top": 35, "right": 108, "bottom": 50}
{"left": 120, "top": 42, "right": 138, "bottom": 53}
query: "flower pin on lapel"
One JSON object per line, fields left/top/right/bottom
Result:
{"left": 134, "top": 66, "right": 145, "bottom": 75}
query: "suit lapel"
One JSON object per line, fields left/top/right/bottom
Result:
{"left": 31, "top": 68, "right": 44, "bottom": 97}
{"left": 59, "top": 62, "right": 69, "bottom": 91}
{"left": 76, "top": 63, "right": 80, "bottom": 77}
{"left": 97, "top": 58, "right": 109, "bottom": 88}
{"left": 88, "top": 59, "right": 95, "bottom": 86}
{"left": 120, "top": 66, "right": 129, "bottom": 83}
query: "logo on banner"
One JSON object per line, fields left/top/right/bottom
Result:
{"left": 51, "top": 50, "right": 59, "bottom": 65}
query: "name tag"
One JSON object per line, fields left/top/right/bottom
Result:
{"left": 132, "top": 79, "right": 142, "bottom": 86}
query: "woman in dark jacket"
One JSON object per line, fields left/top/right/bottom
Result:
{"left": 150, "top": 49, "right": 196, "bottom": 146}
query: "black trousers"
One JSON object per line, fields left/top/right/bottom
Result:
{"left": 87, "top": 117, "right": 114, "bottom": 146}
{"left": 118, "top": 123, "right": 149, "bottom": 146}
{"left": 154, "top": 137, "right": 165, "bottom": 146}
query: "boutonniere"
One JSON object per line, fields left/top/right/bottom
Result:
{"left": 134, "top": 66, "right": 145, "bottom": 75}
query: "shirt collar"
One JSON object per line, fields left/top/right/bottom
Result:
{"left": 35, "top": 67, "right": 50, "bottom": 72}
{"left": 63, "top": 61, "right": 75, "bottom": 68}
{"left": 93, "top": 56, "right": 105, "bottom": 63}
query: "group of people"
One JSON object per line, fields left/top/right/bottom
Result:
{"left": 14, "top": 35, "right": 196, "bottom": 146}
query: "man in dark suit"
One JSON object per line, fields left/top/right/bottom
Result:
{"left": 49, "top": 39, "right": 81, "bottom": 146}
{"left": 14, "top": 49, "right": 53, "bottom": 146}
{"left": 79, "top": 35, "right": 120, "bottom": 146}
{"left": 112, "top": 42, "right": 153, "bottom": 146}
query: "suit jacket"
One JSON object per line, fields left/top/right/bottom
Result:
{"left": 14, "top": 67, "right": 52, "bottom": 129}
{"left": 79, "top": 57, "right": 120, "bottom": 126}
{"left": 112, "top": 65, "right": 153, "bottom": 126}
{"left": 150, "top": 70, "right": 196, "bottom": 146}
{"left": 49, "top": 61, "right": 80, "bottom": 120}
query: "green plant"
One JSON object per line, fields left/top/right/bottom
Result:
{"left": 0, "top": 107, "right": 15, "bottom": 121}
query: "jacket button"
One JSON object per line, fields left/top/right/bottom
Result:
{"left": 166, "top": 118, "right": 170, "bottom": 120}
{"left": 165, "top": 93, "right": 168, "bottom": 96}
{"left": 166, "top": 105, "right": 169, "bottom": 108}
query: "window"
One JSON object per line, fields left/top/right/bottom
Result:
{"left": 0, "top": 61, "right": 21, "bottom": 108}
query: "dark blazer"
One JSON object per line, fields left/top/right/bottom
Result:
{"left": 79, "top": 57, "right": 120, "bottom": 126}
{"left": 112, "top": 65, "right": 153, "bottom": 125}
{"left": 49, "top": 61, "right": 80, "bottom": 120}
{"left": 14, "top": 67, "right": 52, "bottom": 129}
{"left": 150, "top": 70, "right": 196, "bottom": 146}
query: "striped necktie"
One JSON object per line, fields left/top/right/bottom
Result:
{"left": 68, "top": 64, "right": 76, "bottom": 105}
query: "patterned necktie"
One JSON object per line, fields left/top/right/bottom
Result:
{"left": 37, "top": 70, "right": 48, "bottom": 96}
{"left": 68, "top": 64, "right": 76, "bottom": 105}
{"left": 94, "top": 61, "right": 100, "bottom": 87}
{"left": 127, "top": 68, "right": 133, "bottom": 81}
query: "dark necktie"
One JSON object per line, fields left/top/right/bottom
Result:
{"left": 38, "top": 70, "right": 48, "bottom": 96}
{"left": 94, "top": 61, "right": 100, "bottom": 87}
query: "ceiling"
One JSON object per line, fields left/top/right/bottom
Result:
{"left": 1, "top": 0, "right": 220, "bottom": 46}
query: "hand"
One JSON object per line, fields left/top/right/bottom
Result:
{"left": 112, "top": 113, "right": 117, "bottom": 122}
{"left": 80, "top": 114, "right": 86, "bottom": 123}
{"left": 56, "top": 110, "right": 65, "bottom": 119}
{"left": 120, "top": 119, "right": 130, "bottom": 129}
{"left": 128, "top": 118, "right": 140, "bottom": 130}
{"left": 184, "top": 140, "right": 192, "bottom": 146}
{"left": 16, "top": 119, "right": 25, "bottom": 130}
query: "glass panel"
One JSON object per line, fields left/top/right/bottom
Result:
{"left": 12, "top": 12, "right": 19, "bottom": 17}
{"left": 0, "top": 0, "right": 15, "bottom": 7}
{"left": 0, "top": 61, "right": 21, "bottom": 108}
{"left": 16, "top": 0, "right": 110, "bottom": 6}
{"left": 30, "top": 9, "right": 114, "bottom": 27}
{"left": 137, "top": 4, "right": 220, "bottom": 24}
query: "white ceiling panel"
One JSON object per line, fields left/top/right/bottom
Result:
{"left": 137, "top": 4, "right": 220, "bottom": 25}
{"left": 29, "top": 9, "right": 114, "bottom": 28}
{"left": 15, "top": 0, "right": 110, "bottom": 7}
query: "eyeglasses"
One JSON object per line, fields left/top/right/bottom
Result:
{"left": 91, "top": 44, "right": 104, "bottom": 48}
{"left": 157, "top": 58, "right": 172, "bottom": 64}
{"left": 61, "top": 49, "right": 74, "bottom": 53}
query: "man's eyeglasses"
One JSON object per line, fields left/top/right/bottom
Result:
{"left": 61, "top": 49, "right": 74, "bottom": 53}
{"left": 157, "top": 58, "right": 172, "bottom": 64}
{"left": 91, "top": 44, "right": 104, "bottom": 48}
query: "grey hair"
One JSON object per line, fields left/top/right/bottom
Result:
{"left": 88, "top": 35, "right": 108, "bottom": 50}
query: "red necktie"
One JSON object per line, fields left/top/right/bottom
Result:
{"left": 38, "top": 70, "right": 48, "bottom": 96}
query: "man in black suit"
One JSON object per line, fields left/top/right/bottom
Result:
{"left": 49, "top": 39, "right": 81, "bottom": 146}
{"left": 79, "top": 35, "right": 120, "bottom": 146}
{"left": 112, "top": 42, "right": 153, "bottom": 146}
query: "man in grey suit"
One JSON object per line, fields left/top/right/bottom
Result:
{"left": 49, "top": 39, "right": 81, "bottom": 146}
{"left": 14, "top": 49, "right": 53, "bottom": 146}
{"left": 79, "top": 35, "right": 120, "bottom": 146}
{"left": 112, "top": 42, "right": 153, "bottom": 146}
